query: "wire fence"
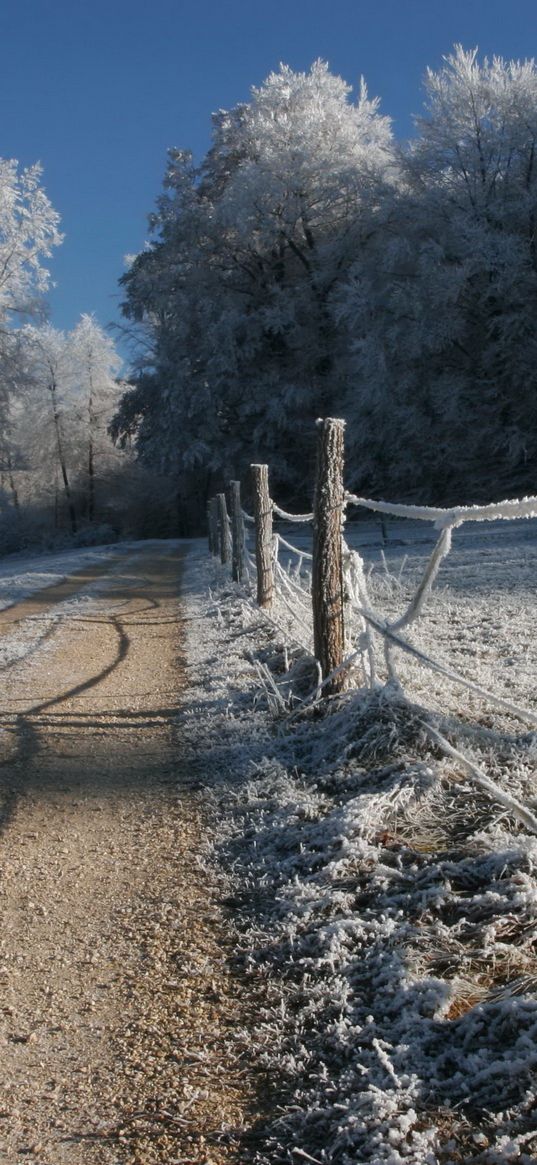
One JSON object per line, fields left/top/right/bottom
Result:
{"left": 209, "top": 419, "right": 537, "bottom": 714}
{"left": 207, "top": 417, "right": 537, "bottom": 829}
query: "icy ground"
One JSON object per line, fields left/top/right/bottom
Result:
{"left": 0, "top": 540, "right": 172, "bottom": 672}
{"left": 181, "top": 518, "right": 537, "bottom": 1165}
{"left": 0, "top": 543, "right": 119, "bottom": 611}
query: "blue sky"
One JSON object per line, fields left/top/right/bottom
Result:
{"left": 2, "top": 0, "right": 536, "bottom": 348}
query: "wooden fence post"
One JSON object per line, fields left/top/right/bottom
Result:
{"left": 312, "top": 418, "right": 346, "bottom": 696}
{"left": 251, "top": 464, "right": 274, "bottom": 608}
{"left": 229, "top": 480, "right": 245, "bottom": 583}
{"left": 217, "top": 492, "right": 231, "bottom": 566}
{"left": 209, "top": 497, "right": 219, "bottom": 556}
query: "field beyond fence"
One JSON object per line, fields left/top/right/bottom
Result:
{"left": 206, "top": 416, "right": 537, "bottom": 833}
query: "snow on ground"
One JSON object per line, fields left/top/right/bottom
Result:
{"left": 181, "top": 521, "right": 537, "bottom": 1165}
{"left": 0, "top": 540, "right": 176, "bottom": 673}
{"left": 0, "top": 543, "right": 118, "bottom": 610}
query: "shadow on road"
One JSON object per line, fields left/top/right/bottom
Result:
{"left": 0, "top": 547, "right": 186, "bottom": 833}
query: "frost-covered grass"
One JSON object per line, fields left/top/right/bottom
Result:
{"left": 181, "top": 529, "right": 537, "bottom": 1165}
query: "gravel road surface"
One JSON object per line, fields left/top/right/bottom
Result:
{"left": 0, "top": 544, "right": 259, "bottom": 1165}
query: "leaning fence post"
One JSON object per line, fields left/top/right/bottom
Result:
{"left": 217, "top": 492, "right": 231, "bottom": 566}
{"left": 209, "top": 497, "right": 219, "bottom": 557}
{"left": 229, "top": 480, "right": 245, "bottom": 583}
{"left": 251, "top": 464, "right": 274, "bottom": 608}
{"left": 312, "top": 417, "right": 346, "bottom": 696}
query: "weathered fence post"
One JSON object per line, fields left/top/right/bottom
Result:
{"left": 209, "top": 497, "right": 219, "bottom": 557}
{"left": 229, "top": 480, "right": 245, "bottom": 583}
{"left": 312, "top": 418, "right": 346, "bottom": 696}
{"left": 251, "top": 464, "right": 274, "bottom": 608}
{"left": 217, "top": 492, "right": 231, "bottom": 566}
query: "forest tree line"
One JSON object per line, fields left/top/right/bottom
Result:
{"left": 2, "top": 45, "right": 536, "bottom": 549}
{"left": 0, "top": 164, "right": 171, "bottom": 551}
{"left": 113, "top": 47, "right": 537, "bottom": 528}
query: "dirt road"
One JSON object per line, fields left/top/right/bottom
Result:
{"left": 0, "top": 545, "right": 258, "bottom": 1165}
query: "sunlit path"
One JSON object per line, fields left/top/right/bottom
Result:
{"left": 0, "top": 545, "right": 258, "bottom": 1164}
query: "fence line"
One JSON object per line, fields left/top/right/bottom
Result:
{"left": 207, "top": 417, "right": 537, "bottom": 724}
{"left": 206, "top": 418, "right": 537, "bottom": 831}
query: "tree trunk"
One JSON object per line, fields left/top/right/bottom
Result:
{"left": 50, "top": 374, "right": 77, "bottom": 535}
{"left": 88, "top": 371, "right": 95, "bottom": 523}
{"left": 5, "top": 451, "right": 20, "bottom": 514}
{"left": 88, "top": 434, "right": 95, "bottom": 523}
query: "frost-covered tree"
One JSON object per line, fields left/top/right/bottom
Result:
{"left": 115, "top": 61, "right": 397, "bottom": 521}
{"left": 0, "top": 317, "right": 144, "bottom": 549}
{"left": 116, "top": 49, "right": 537, "bottom": 513}
{"left": 338, "top": 47, "right": 537, "bottom": 499}
{"left": 0, "top": 158, "right": 61, "bottom": 457}
{"left": 19, "top": 324, "right": 80, "bottom": 532}
{"left": 69, "top": 315, "right": 123, "bottom": 521}
{"left": 0, "top": 157, "right": 163, "bottom": 549}
{"left": 0, "top": 159, "right": 61, "bottom": 326}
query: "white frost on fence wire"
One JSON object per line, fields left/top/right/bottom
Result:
{"left": 249, "top": 492, "right": 537, "bottom": 531}
{"left": 343, "top": 529, "right": 459, "bottom": 690}
{"left": 425, "top": 722, "right": 537, "bottom": 834}
{"left": 242, "top": 542, "right": 257, "bottom": 588}
{"left": 241, "top": 503, "right": 537, "bottom": 835}
{"left": 341, "top": 536, "right": 537, "bottom": 728}
{"left": 240, "top": 489, "right": 537, "bottom": 750}
{"left": 273, "top": 572, "right": 312, "bottom": 652}
{"left": 241, "top": 508, "right": 255, "bottom": 525}
{"left": 272, "top": 502, "right": 313, "bottom": 523}
{"left": 239, "top": 527, "right": 313, "bottom": 658}
{"left": 275, "top": 531, "right": 313, "bottom": 563}
{"left": 389, "top": 526, "right": 452, "bottom": 632}
{"left": 341, "top": 503, "right": 537, "bottom": 735}
{"left": 345, "top": 490, "right": 537, "bottom": 528}
{"left": 272, "top": 533, "right": 314, "bottom": 653}
{"left": 357, "top": 604, "right": 537, "bottom": 728}
{"left": 342, "top": 529, "right": 461, "bottom": 694}
{"left": 343, "top": 541, "right": 377, "bottom": 688}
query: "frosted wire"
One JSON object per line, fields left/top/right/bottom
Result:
{"left": 358, "top": 606, "right": 537, "bottom": 727}
{"left": 273, "top": 502, "right": 314, "bottom": 523}
{"left": 345, "top": 491, "right": 537, "bottom": 528}
{"left": 425, "top": 723, "right": 537, "bottom": 834}
{"left": 390, "top": 526, "right": 452, "bottom": 632}
{"left": 275, "top": 532, "right": 313, "bottom": 562}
